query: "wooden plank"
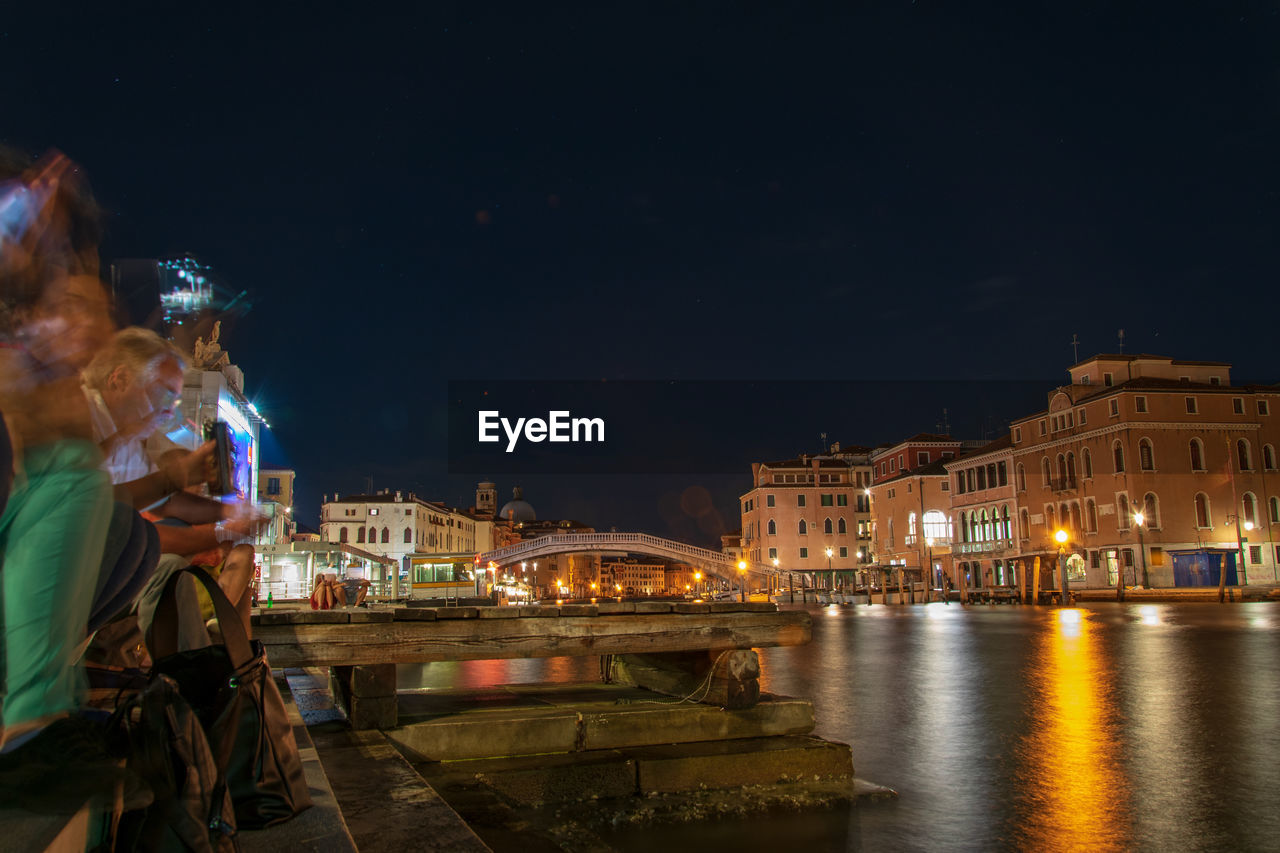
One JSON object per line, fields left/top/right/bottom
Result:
{"left": 434, "top": 607, "right": 479, "bottom": 620}
{"left": 258, "top": 610, "right": 812, "bottom": 669}
{"left": 394, "top": 608, "right": 438, "bottom": 621}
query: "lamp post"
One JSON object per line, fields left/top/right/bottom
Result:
{"left": 1133, "top": 512, "right": 1149, "bottom": 590}
{"left": 1055, "top": 529, "right": 1070, "bottom": 606}
{"left": 694, "top": 570, "right": 702, "bottom": 598}
{"left": 737, "top": 560, "right": 747, "bottom": 602}
{"left": 1238, "top": 518, "right": 1254, "bottom": 587}
{"left": 825, "top": 547, "right": 834, "bottom": 596}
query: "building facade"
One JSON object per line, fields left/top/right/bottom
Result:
{"left": 739, "top": 444, "right": 874, "bottom": 583}
{"left": 944, "top": 436, "right": 1021, "bottom": 589}
{"left": 1009, "top": 354, "right": 1280, "bottom": 588}
{"left": 320, "top": 490, "right": 479, "bottom": 568}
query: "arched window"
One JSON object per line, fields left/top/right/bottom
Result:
{"left": 923, "top": 510, "right": 950, "bottom": 542}
{"left": 1113, "top": 441, "right": 1125, "bottom": 473}
{"left": 1139, "top": 438, "right": 1154, "bottom": 471}
{"left": 1001, "top": 505, "right": 1011, "bottom": 539}
{"left": 368, "top": 526, "right": 376, "bottom": 543}
{"left": 1189, "top": 438, "right": 1205, "bottom": 471}
{"left": 339, "top": 526, "right": 349, "bottom": 543}
{"left": 798, "top": 519, "right": 807, "bottom": 535}
{"left": 357, "top": 527, "right": 365, "bottom": 544}
{"left": 1056, "top": 454, "right": 1067, "bottom": 487}
{"left": 1143, "top": 492, "right": 1160, "bottom": 529}
{"left": 981, "top": 508, "right": 990, "bottom": 541}
{"left": 1020, "top": 509, "right": 1030, "bottom": 539}
{"left": 1117, "top": 494, "right": 1129, "bottom": 528}
{"left": 1070, "top": 503, "right": 1082, "bottom": 536}
{"left": 404, "top": 527, "right": 412, "bottom": 543}
{"left": 382, "top": 527, "right": 390, "bottom": 543}
{"left": 1083, "top": 448, "right": 1093, "bottom": 479}
{"left": 1265, "top": 444, "right": 1277, "bottom": 471}
{"left": 767, "top": 519, "right": 776, "bottom": 536}
{"left": 1243, "top": 493, "right": 1258, "bottom": 526}
{"left": 1271, "top": 496, "right": 1280, "bottom": 524}
{"left": 1016, "top": 463, "right": 1026, "bottom": 491}
{"left": 1238, "top": 439, "right": 1252, "bottom": 471}
{"left": 1086, "top": 499, "right": 1098, "bottom": 533}
{"left": 1066, "top": 452, "right": 1077, "bottom": 487}
{"left": 1041, "top": 457, "right": 1051, "bottom": 485}
{"left": 908, "top": 512, "right": 917, "bottom": 535}
{"left": 1195, "top": 493, "right": 1211, "bottom": 528}
{"left": 1046, "top": 505, "right": 1056, "bottom": 530}
{"left": 959, "top": 511, "right": 969, "bottom": 542}
{"left": 838, "top": 517, "right": 847, "bottom": 534}
{"left": 824, "top": 518, "right": 833, "bottom": 535}
{"left": 970, "top": 512, "right": 979, "bottom": 543}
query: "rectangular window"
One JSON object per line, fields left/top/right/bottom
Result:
{"left": 1210, "top": 376, "right": 1221, "bottom": 386}
{"left": 917, "top": 452, "right": 929, "bottom": 465}
{"left": 890, "top": 458, "right": 897, "bottom": 472}
{"left": 1259, "top": 400, "right": 1270, "bottom": 415}
{"left": 369, "top": 508, "right": 379, "bottom": 515}
{"left": 1039, "top": 420, "right": 1047, "bottom": 436}
{"left": 888, "top": 488, "right": 896, "bottom": 499}
{"left": 768, "top": 547, "right": 777, "bottom": 560}
{"left": 799, "top": 548, "right": 808, "bottom": 559}
{"left": 1123, "top": 549, "right": 1134, "bottom": 567}
{"left": 1078, "top": 408, "right": 1087, "bottom": 425}
{"left": 821, "top": 494, "right": 833, "bottom": 506}
{"left": 837, "top": 494, "right": 848, "bottom": 506}
{"left": 1185, "top": 396, "right": 1197, "bottom": 414}
{"left": 767, "top": 494, "right": 775, "bottom": 507}
{"left": 1150, "top": 547, "right": 1164, "bottom": 566}
{"left": 1249, "top": 545, "right": 1262, "bottom": 565}
{"left": 1104, "top": 373, "right": 1114, "bottom": 387}
{"left": 267, "top": 477, "right": 281, "bottom": 495}
{"left": 941, "top": 481, "right": 949, "bottom": 491}
{"left": 1014, "top": 427, "right": 1022, "bottom": 442}
{"left": 1109, "top": 399, "right": 1119, "bottom": 417}
{"left": 1135, "top": 396, "right": 1147, "bottom": 413}
{"left": 1233, "top": 398, "right": 1244, "bottom": 415}
{"left": 899, "top": 454, "right": 905, "bottom": 469}
{"left": 998, "top": 461, "right": 1008, "bottom": 486}
{"left": 1090, "top": 550, "right": 1100, "bottom": 569}
{"left": 839, "top": 547, "right": 848, "bottom": 558}
{"left": 797, "top": 495, "right": 806, "bottom": 507}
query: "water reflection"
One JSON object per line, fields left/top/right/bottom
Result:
{"left": 1011, "top": 608, "right": 1130, "bottom": 850}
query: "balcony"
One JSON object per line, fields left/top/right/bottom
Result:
{"left": 955, "top": 538, "right": 1017, "bottom": 555}
{"left": 1048, "top": 477, "right": 1078, "bottom": 494}
{"left": 904, "top": 535, "right": 952, "bottom": 547}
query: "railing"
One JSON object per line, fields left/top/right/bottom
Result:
{"left": 1048, "top": 477, "right": 1078, "bottom": 493}
{"left": 904, "top": 535, "right": 952, "bottom": 547}
{"left": 955, "top": 538, "right": 1017, "bottom": 555}
{"left": 477, "top": 532, "right": 782, "bottom": 580}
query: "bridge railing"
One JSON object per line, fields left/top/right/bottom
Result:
{"left": 477, "top": 532, "right": 781, "bottom": 578}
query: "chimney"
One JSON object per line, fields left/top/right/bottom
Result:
{"left": 395, "top": 491, "right": 403, "bottom": 502}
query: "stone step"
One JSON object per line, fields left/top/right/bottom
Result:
{"left": 412, "top": 734, "right": 853, "bottom": 805}
{"left": 387, "top": 684, "right": 815, "bottom": 762}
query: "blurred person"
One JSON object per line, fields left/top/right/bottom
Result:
{"left": 0, "top": 148, "right": 149, "bottom": 811}
{"left": 81, "top": 327, "right": 266, "bottom": 647}
{"left": 309, "top": 574, "right": 346, "bottom": 610}
{"left": 341, "top": 575, "right": 372, "bottom": 608}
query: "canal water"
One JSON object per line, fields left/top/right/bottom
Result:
{"left": 400, "top": 602, "right": 1280, "bottom": 852}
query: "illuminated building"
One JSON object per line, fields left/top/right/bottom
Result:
{"left": 1009, "top": 354, "right": 1280, "bottom": 588}
{"left": 739, "top": 443, "right": 875, "bottom": 586}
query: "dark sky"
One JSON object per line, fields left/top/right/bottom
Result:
{"left": 6, "top": 3, "right": 1279, "bottom": 543}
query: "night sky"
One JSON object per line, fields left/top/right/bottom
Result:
{"left": 6, "top": 4, "right": 1278, "bottom": 544}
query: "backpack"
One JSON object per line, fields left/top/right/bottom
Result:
{"left": 108, "top": 673, "right": 239, "bottom": 852}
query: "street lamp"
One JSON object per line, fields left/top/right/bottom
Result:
{"left": 737, "top": 560, "right": 747, "bottom": 602}
{"left": 825, "top": 547, "right": 834, "bottom": 595}
{"left": 1240, "top": 519, "right": 1254, "bottom": 586}
{"left": 694, "top": 570, "right": 702, "bottom": 597}
{"left": 1133, "top": 512, "right": 1149, "bottom": 589}
{"left": 1054, "top": 528, "right": 1070, "bottom": 606}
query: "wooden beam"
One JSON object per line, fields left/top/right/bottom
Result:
{"left": 258, "top": 611, "right": 811, "bottom": 669}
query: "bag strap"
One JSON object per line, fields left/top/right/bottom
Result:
{"left": 150, "top": 565, "right": 255, "bottom": 669}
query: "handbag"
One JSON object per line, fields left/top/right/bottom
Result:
{"left": 149, "top": 566, "right": 313, "bottom": 829}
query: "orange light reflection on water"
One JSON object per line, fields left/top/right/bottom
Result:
{"left": 1013, "top": 608, "right": 1131, "bottom": 851}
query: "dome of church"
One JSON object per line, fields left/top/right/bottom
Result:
{"left": 498, "top": 486, "right": 536, "bottom": 524}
